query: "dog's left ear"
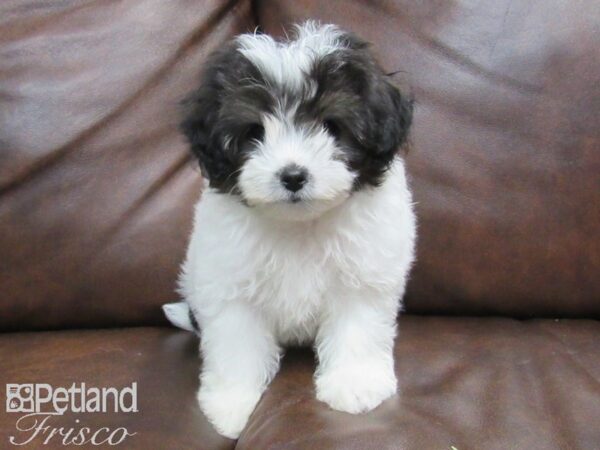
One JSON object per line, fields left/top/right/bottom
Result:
{"left": 373, "top": 79, "right": 414, "bottom": 157}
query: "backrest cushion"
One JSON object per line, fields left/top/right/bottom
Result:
{"left": 0, "top": 0, "right": 254, "bottom": 330}
{"left": 256, "top": 0, "right": 600, "bottom": 317}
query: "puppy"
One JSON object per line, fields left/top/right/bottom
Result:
{"left": 164, "top": 21, "right": 416, "bottom": 439}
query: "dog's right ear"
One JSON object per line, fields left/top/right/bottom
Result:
{"left": 179, "top": 45, "right": 238, "bottom": 187}
{"left": 180, "top": 83, "right": 223, "bottom": 182}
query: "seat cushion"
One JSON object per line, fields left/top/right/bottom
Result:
{"left": 0, "top": 327, "right": 232, "bottom": 450}
{"left": 238, "top": 316, "right": 600, "bottom": 450}
{"left": 1, "top": 318, "right": 598, "bottom": 449}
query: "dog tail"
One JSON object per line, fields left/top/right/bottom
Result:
{"left": 162, "top": 302, "right": 199, "bottom": 333}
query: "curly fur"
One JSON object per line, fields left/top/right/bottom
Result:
{"left": 164, "top": 21, "right": 416, "bottom": 439}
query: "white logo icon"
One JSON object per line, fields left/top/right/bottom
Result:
{"left": 6, "top": 384, "right": 34, "bottom": 413}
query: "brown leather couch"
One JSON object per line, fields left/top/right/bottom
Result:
{"left": 1, "top": 1, "right": 598, "bottom": 449}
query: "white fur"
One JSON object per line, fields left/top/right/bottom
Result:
{"left": 237, "top": 21, "right": 345, "bottom": 91}
{"left": 162, "top": 302, "right": 195, "bottom": 332}
{"left": 171, "top": 21, "right": 417, "bottom": 439}
{"left": 178, "top": 159, "right": 416, "bottom": 438}
{"left": 236, "top": 24, "right": 356, "bottom": 222}
{"left": 238, "top": 113, "right": 355, "bottom": 221}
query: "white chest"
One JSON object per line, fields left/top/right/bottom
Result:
{"left": 182, "top": 160, "right": 416, "bottom": 345}
{"left": 244, "top": 232, "right": 342, "bottom": 343}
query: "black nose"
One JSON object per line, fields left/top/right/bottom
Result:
{"left": 280, "top": 165, "right": 308, "bottom": 192}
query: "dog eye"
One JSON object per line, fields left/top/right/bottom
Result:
{"left": 323, "top": 119, "right": 341, "bottom": 140}
{"left": 244, "top": 123, "right": 265, "bottom": 143}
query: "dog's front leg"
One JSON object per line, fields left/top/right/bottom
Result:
{"left": 197, "top": 302, "right": 280, "bottom": 439}
{"left": 314, "top": 293, "right": 398, "bottom": 414}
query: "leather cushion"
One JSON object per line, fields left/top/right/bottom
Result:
{"left": 2, "top": 318, "right": 597, "bottom": 449}
{"left": 239, "top": 316, "right": 600, "bottom": 450}
{"left": 2, "top": 0, "right": 598, "bottom": 331}
{"left": 0, "top": 0, "right": 253, "bottom": 331}
{"left": 256, "top": 0, "right": 600, "bottom": 318}
{"left": 0, "top": 327, "right": 232, "bottom": 450}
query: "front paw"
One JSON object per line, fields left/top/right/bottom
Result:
{"left": 197, "top": 383, "right": 262, "bottom": 439}
{"left": 315, "top": 364, "right": 397, "bottom": 414}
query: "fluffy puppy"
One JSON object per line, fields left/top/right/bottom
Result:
{"left": 164, "top": 21, "right": 416, "bottom": 439}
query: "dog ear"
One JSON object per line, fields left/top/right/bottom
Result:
{"left": 349, "top": 74, "right": 413, "bottom": 187}
{"left": 180, "top": 45, "right": 240, "bottom": 188}
{"left": 373, "top": 79, "right": 413, "bottom": 158}
{"left": 180, "top": 86, "right": 221, "bottom": 180}
{"left": 336, "top": 32, "right": 414, "bottom": 159}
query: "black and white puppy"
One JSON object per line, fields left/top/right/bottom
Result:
{"left": 164, "top": 21, "right": 416, "bottom": 439}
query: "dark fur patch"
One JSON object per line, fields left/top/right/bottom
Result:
{"left": 188, "top": 307, "right": 200, "bottom": 332}
{"left": 180, "top": 42, "right": 276, "bottom": 193}
{"left": 181, "top": 29, "right": 413, "bottom": 193}
{"left": 297, "top": 36, "right": 413, "bottom": 188}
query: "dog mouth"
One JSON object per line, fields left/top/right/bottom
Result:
{"left": 271, "top": 189, "right": 352, "bottom": 206}
{"left": 243, "top": 194, "right": 307, "bottom": 207}
{"left": 242, "top": 187, "right": 352, "bottom": 209}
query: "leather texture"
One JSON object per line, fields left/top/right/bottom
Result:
{"left": 1, "top": 318, "right": 598, "bottom": 450}
{"left": 256, "top": 0, "right": 600, "bottom": 318}
{"left": 0, "top": 327, "right": 233, "bottom": 450}
{"left": 1, "top": 0, "right": 599, "bottom": 332}
{"left": 239, "top": 316, "right": 600, "bottom": 450}
{"left": 0, "top": 0, "right": 253, "bottom": 331}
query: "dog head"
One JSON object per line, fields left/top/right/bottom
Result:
{"left": 181, "top": 21, "right": 413, "bottom": 221}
